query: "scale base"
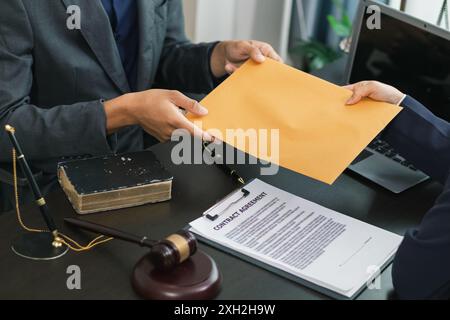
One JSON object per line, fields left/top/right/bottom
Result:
{"left": 132, "top": 251, "right": 222, "bottom": 300}
{"left": 11, "top": 232, "right": 68, "bottom": 261}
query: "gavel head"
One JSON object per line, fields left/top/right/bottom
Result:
{"left": 150, "top": 230, "right": 197, "bottom": 270}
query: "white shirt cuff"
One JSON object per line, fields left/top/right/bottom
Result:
{"left": 397, "top": 94, "right": 407, "bottom": 106}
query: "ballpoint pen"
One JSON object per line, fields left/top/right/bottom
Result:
{"left": 203, "top": 140, "right": 245, "bottom": 185}
{"left": 4, "top": 125, "right": 58, "bottom": 235}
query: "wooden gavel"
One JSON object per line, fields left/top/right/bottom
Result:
{"left": 64, "top": 218, "right": 197, "bottom": 270}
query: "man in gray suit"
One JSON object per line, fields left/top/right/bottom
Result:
{"left": 0, "top": 0, "right": 282, "bottom": 212}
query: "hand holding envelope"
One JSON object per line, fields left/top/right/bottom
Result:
{"left": 189, "top": 59, "right": 402, "bottom": 184}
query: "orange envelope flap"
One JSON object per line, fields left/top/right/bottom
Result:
{"left": 189, "top": 59, "right": 402, "bottom": 184}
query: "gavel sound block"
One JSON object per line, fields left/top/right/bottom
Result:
{"left": 132, "top": 250, "right": 221, "bottom": 300}
{"left": 64, "top": 218, "right": 222, "bottom": 300}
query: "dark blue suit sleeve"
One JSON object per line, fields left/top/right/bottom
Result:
{"left": 382, "top": 96, "right": 450, "bottom": 185}
{"left": 154, "top": 0, "right": 218, "bottom": 93}
{"left": 392, "top": 177, "right": 450, "bottom": 300}
{"left": 383, "top": 96, "right": 450, "bottom": 299}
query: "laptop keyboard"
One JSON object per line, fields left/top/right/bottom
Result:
{"left": 368, "top": 139, "right": 418, "bottom": 172}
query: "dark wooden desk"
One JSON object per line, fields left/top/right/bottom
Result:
{"left": 0, "top": 142, "right": 443, "bottom": 300}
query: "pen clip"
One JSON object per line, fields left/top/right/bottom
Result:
{"left": 203, "top": 140, "right": 217, "bottom": 158}
{"left": 203, "top": 140, "right": 245, "bottom": 185}
{"left": 204, "top": 188, "right": 251, "bottom": 221}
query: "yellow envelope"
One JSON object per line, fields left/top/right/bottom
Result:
{"left": 189, "top": 59, "right": 402, "bottom": 184}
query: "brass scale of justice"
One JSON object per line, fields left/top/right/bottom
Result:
{"left": 4, "top": 124, "right": 221, "bottom": 300}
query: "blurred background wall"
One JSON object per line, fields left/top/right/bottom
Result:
{"left": 182, "top": 0, "right": 449, "bottom": 64}
{"left": 182, "top": 0, "right": 293, "bottom": 61}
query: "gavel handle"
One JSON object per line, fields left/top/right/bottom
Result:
{"left": 64, "top": 218, "right": 157, "bottom": 248}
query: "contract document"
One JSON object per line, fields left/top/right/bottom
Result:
{"left": 189, "top": 179, "right": 403, "bottom": 299}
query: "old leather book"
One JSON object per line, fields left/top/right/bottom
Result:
{"left": 58, "top": 151, "right": 173, "bottom": 214}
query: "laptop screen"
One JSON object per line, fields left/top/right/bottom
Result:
{"left": 349, "top": 6, "right": 450, "bottom": 121}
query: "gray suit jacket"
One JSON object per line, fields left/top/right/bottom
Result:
{"left": 0, "top": 0, "right": 217, "bottom": 212}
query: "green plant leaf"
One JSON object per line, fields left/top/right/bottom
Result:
{"left": 342, "top": 14, "right": 352, "bottom": 30}
{"left": 327, "top": 15, "right": 351, "bottom": 37}
{"left": 289, "top": 40, "right": 342, "bottom": 71}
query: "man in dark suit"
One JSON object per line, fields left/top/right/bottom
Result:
{"left": 0, "top": 0, "right": 281, "bottom": 212}
{"left": 346, "top": 81, "right": 450, "bottom": 300}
